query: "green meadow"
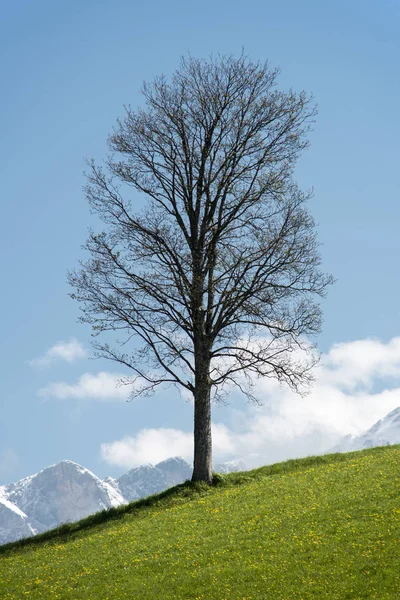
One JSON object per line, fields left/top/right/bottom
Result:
{"left": 1, "top": 446, "right": 399, "bottom": 599}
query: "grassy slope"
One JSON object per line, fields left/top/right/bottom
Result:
{"left": 0, "top": 446, "right": 399, "bottom": 600}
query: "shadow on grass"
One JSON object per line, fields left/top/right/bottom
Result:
{"left": 1, "top": 444, "right": 396, "bottom": 556}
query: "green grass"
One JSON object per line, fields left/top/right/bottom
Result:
{"left": 1, "top": 446, "right": 399, "bottom": 599}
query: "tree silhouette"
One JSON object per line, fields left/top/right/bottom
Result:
{"left": 69, "top": 54, "right": 333, "bottom": 482}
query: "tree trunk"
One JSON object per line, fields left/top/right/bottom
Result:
{"left": 191, "top": 251, "right": 213, "bottom": 483}
{"left": 192, "top": 381, "right": 212, "bottom": 483}
{"left": 192, "top": 342, "right": 213, "bottom": 483}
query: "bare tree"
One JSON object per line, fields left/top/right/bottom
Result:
{"left": 69, "top": 54, "right": 333, "bottom": 483}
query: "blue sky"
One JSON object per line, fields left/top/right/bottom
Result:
{"left": 1, "top": 0, "right": 400, "bottom": 483}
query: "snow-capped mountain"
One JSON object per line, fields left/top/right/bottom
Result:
{"left": 0, "top": 456, "right": 245, "bottom": 546}
{"left": 5, "top": 461, "right": 124, "bottom": 530}
{"left": 115, "top": 457, "right": 193, "bottom": 501}
{"left": 0, "top": 460, "right": 125, "bottom": 546}
{"left": 332, "top": 406, "right": 400, "bottom": 452}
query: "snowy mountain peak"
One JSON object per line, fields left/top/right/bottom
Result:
{"left": 2, "top": 459, "right": 125, "bottom": 538}
{"left": 333, "top": 406, "right": 400, "bottom": 453}
{"left": 116, "top": 457, "right": 192, "bottom": 501}
{"left": 372, "top": 406, "right": 400, "bottom": 430}
{"left": 155, "top": 456, "right": 190, "bottom": 469}
{"left": 33, "top": 460, "right": 99, "bottom": 481}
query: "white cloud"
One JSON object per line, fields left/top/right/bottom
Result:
{"left": 318, "top": 337, "right": 400, "bottom": 391}
{"left": 100, "top": 336, "right": 400, "bottom": 470}
{"left": 101, "top": 429, "right": 193, "bottom": 468}
{"left": 38, "top": 371, "right": 129, "bottom": 401}
{"left": 28, "top": 338, "right": 87, "bottom": 368}
{"left": 100, "top": 422, "right": 235, "bottom": 469}
{"left": 0, "top": 449, "right": 19, "bottom": 478}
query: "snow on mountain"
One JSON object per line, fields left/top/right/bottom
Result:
{"left": 0, "top": 495, "right": 43, "bottom": 546}
{"left": 117, "top": 464, "right": 166, "bottom": 501}
{"left": 5, "top": 460, "right": 125, "bottom": 530}
{"left": 116, "top": 457, "right": 192, "bottom": 502}
{"left": 0, "top": 456, "right": 245, "bottom": 546}
{"left": 332, "top": 406, "right": 400, "bottom": 453}
{"left": 0, "top": 460, "right": 125, "bottom": 546}
{"left": 215, "top": 459, "right": 247, "bottom": 474}
{"left": 156, "top": 457, "right": 193, "bottom": 487}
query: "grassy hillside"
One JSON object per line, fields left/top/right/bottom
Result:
{"left": 1, "top": 446, "right": 399, "bottom": 599}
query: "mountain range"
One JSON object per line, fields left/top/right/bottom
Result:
{"left": 1, "top": 406, "right": 400, "bottom": 547}
{"left": 0, "top": 457, "right": 245, "bottom": 546}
